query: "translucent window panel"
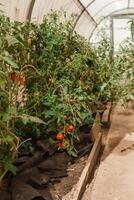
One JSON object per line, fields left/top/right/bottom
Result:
{"left": 31, "top": 0, "right": 81, "bottom": 23}
{"left": 88, "top": 0, "right": 128, "bottom": 22}
{"left": 0, "top": 0, "right": 10, "bottom": 16}
{"left": 31, "top": 0, "right": 95, "bottom": 39}
{"left": 129, "top": 0, "right": 134, "bottom": 7}
{"left": 75, "top": 11, "right": 96, "bottom": 39}
{"left": 8, "top": 0, "right": 32, "bottom": 21}
{"left": 113, "top": 18, "right": 131, "bottom": 52}
{"left": 87, "top": 0, "right": 119, "bottom": 16}
{"left": 31, "top": 0, "right": 56, "bottom": 23}
{"left": 0, "top": 0, "right": 33, "bottom": 21}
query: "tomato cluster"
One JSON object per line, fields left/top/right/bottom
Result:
{"left": 9, "top": 72, "right": 16, "bottom": 82}
{"left": 56, "top": 124, "right": 74, "bottom": 149}
{"left": 9, "top": 71, "right": 25, "bottom": 86}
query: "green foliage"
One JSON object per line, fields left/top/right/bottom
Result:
{"left": 0, "top": 11, "right": 133, "bottom": 185}
{"left": 114, "top": 40, "right": 134, "bottom": 103}
{"left": 91, "top": 36, "right": 133, "bottom": 105}
{"left": 0, "top": 14, "right": 44, "bottom": 184}
{"left": 26, "top": 11, "right": 95, "bottom": 136}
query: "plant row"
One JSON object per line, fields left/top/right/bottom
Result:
{"left": 0, "top": 11, "right": 133, "bottom": 183}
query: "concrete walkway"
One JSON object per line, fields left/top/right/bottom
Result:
{"left": 82, "top": 104, "right": 134, "bottom": 200}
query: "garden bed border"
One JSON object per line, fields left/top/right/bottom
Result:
{"left": 63, "top": 112, "right": 102, "bottom": 200}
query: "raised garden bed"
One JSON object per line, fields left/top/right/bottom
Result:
{"left": 0, "top": 112, "right": 103, "bottom": 200}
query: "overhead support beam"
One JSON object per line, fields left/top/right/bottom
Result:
{"left": 111, "top": 7, "right": 134, "bottom": 17}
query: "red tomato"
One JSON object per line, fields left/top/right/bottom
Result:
{"left": 18, "top": 73, "right": 25, "bottom": 86}
{"left": 9, "top": 72, "right": 16, "bottom": 82}
{"left": 65, "top": 124, "right": 74, "bottom": 133}
{"left": 56, "top": 133, "right": 64, "bottom": 141}
{"left": 57, "top": 142, "right": 64, "bottom": 148}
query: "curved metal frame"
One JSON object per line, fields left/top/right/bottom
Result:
{"left": 72, "top": 0, "right": 97, "bottom": 31}
{"left": 72, "top": 0, "right": 131, "bottom": 39}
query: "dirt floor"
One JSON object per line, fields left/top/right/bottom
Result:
{"left": 82, "top": 103, "right": 134, "bottom": 200}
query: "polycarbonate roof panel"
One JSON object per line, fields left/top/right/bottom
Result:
{"left": 31, "top": 0, "right": 81, "bottom": 23}
{"left": 87, "top": 0, "right": 128, "bottom": 22}
{"left": 129, "top": 0, "right": 134, "bottom": 7}
{"left": 0, "top": 0, "right": 34, "bottom": 21}
{"left": 75, "top": 10, "right": 96, "bottom": 38}
{"left": 80, "top": 0, "right": 94, "bottom": 7}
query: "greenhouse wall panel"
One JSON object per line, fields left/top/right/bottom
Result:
{"left": 31, "top": 0, "right": 81, "bottom": 23}
{"left": 129, "top": 0, "right": 134, "bottom": 7}
{"left": 0, "top": 0, "right": 10, "bottom": 16}
{"left": 75, "top": 11, "right": 96, "bottom": 39}
{"left": 88, "top": 0, "right": 128, "bottom": 22}
{"left": 0, "top": 0, "right": 32, "bottom": 21}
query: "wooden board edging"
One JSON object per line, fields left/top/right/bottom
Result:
{"left": 71, "top": 132, "right": 102, "bottom": 200}
{"left": 63, "top": 113, "right": 102, "bottom": 200}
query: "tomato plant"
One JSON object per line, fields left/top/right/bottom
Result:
{"left": 0, "top": 14, "right": 45, "bottom": 184}
{"left": 0, "top": 11, "right": 133, "bottom": 186}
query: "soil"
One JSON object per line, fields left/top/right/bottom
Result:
{"left": 1, "top": 124, "right": 93, "bottom": 200}
{"left": 50, "top": 155, "right": 88, "bottom": 200}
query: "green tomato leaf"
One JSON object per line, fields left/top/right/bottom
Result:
{"left": 18, "top": 114, "right": 46, "bottom": 124}
{"left": 2, "top": 56, "right": 19, "bottom": 69}
{"left": 3, "top": 135, "right": 14, "bottom": 143}
{"left": 6, "top": 35, "right": 23, "bottom": 47}
{"left": 4, "top": 159, "right": 16, "bottom": 175}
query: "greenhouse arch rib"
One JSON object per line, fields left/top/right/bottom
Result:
{"left": 75, "top": 0, "right": 96, "bottom": 21}
{"left": 72, "top": 0, "right": 97, "bottom": 35}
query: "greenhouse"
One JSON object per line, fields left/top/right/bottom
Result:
{"left": 0, "top": 1, "right": 133, "bottom": 200}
